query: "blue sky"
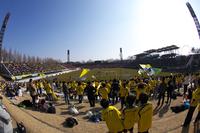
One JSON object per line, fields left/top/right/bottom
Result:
{"left": 0, "top": 0, "right": 200, "bottom": 62}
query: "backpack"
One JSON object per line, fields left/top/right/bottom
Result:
{"left": 18, "top": 100, "right": 33, "bottom": 108}
{"left": 17, "top": 122, "right": 26, "bottom": 133}
{"left": 47, "top": 105, "right": 56, "bottom": 114}
{"left": 65, "top": 117, "right": 78, "bottom": 128}
{"left": 69, "top": 105, "right": 79, "bottom": 115}
{"left": 171, "top": 105, "right": 187, "bottom": 113}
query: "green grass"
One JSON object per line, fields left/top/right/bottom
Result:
{"left": 54, "top": 68, "right": 171, "bottom": 82}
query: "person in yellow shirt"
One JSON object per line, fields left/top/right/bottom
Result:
{"left": 119, "top": 81, "right": 129, "bottom": 110}
{"left": 44, "top": 81, "right": 53, "bottom": 101}
{"left": 94, "top": 81, "right": 100, "bottom": 101}
{"left": 136, "top": 82, "right": 146, "bottom": 104}
{"left": 76, "top": 82, "right": 85, "bottom": 103}
{"left": 183, "top": 78, "right": 200, "bottom": 127}
{"left": 194, "top": 104, "right": 200, "bottom": 124}
{"left": 122, "top": 95, "right": 138, "bottom": 133}
{"left": 138, "top": 93, "right": 153, "bottom": 133}
{"left": 128, "top": 79, "right": 136, "bottom": 94}
{"left": 99, "top": 83, "right": 109, "bottom": 100}
{"left": 38, "top": 79, "right": 44, "bottom": 95}
{"left": 100, "top": 99, "right": 124, "bottom": 133}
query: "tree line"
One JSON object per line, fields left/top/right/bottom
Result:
{"left": 1, "top": 48, "right": 61, "bottom": 64}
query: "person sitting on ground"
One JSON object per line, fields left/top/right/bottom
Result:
{"left": 122, "top": 94, "right": 138, "bottom": 133}
{"left": 138, "top": 93, "right": 153, "bottom": 133}
{"left": 100, "top": 99, "right": 124, "bottom": 133}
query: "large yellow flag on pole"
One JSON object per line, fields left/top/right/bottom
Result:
{"left": 80, "top": 69, "right": 90, "bottom": 78}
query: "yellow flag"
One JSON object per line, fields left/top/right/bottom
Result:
{"left": 139, "top": 64, "right": 152, "bottom": 69}
{"left": 11, "top": 76, "right": 16, "bottom": 80}
{"left": 39, "top": 73, "right": 46, "bottom": 78}
{"left": 80, "top": 69, "right": 89, "bottom": 78}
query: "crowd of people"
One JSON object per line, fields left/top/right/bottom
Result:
{"left": 4, "top": 63, "right": 66, "bottom": 76}
{"left": 0, "top": 73, "right": 200, "bottom": 133}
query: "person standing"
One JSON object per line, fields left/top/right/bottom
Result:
{"left": 99, "top": 83, "right": 109, "bottom": 100}
{"left": 183, "top": 74, "right": 190, "bottom": 96}
{"left": 38, "top": 79, "right": 44, "bottom": 95}
{"left": 111, "top": 79, "right": 120, "bottom": 105}
{"left": 122, "top": 95, "right": 138, "bottom": 133}
{"left": 119, "top": 81, "right": 129, "bottom": 110}
{"left": 76, "top": 82, "right": 84, "bottom": 103}
{"left": 182, "top": 78, "right": 200, "bottom": 127}
{"left": 85, "top": 82, "right": 96, "bottom": 107}
{"left": 166, "top": 76, "right": 174, "bottom": 104}
{"left": 27, "top": 79, "right": 37, "bottom": 106}
{"left": 138, "top": 93, "right": 153, "bottom": 133}
{"left": 62, "top": 81, "right": 70, "bottom": 104}
{"left": 100, "top": 99, "right": 124, "bottom": 133}
{"left": 44, "top": 81, "right": 53, "bottom": 101}
{"left": 157, "top": 77, "right": 167, "bottom": 106}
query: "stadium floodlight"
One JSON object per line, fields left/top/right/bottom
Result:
{"left": 0, "top": 13, "right": 10, "bottom": 63}
{"left": 186, "top": 2, "right": 200, "bottom": 40}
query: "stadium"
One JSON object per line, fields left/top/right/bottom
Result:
{"left": 0, "top": 1, "right": 200, "bottom": 133}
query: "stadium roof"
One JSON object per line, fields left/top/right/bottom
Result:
{"left": 135, "top": 45, "right": 179, "bottom": 57}
{"left": 144, "top": 49, "right": 157, "bottom": 54}
{"left": 156, "top": 45, "right": 179, "bottom": 53}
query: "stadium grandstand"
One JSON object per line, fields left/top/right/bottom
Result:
{"left": 0, "top": 62, "right": 76, "bottom": 80}
{"left": 71, "top": 44, "right": 200, "bottom": 73}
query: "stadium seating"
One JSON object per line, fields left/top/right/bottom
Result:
{"left": 4, "top": 63, "right": 66, "bottom": 76}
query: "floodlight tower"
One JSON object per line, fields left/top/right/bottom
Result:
{"left": 186, "top": 2, "right": 200, "bottom": 40}
{"left": 67, "top": 49, "right": 70, "bottom": 63}
{"left": 120, "top": 48, "right": 123, "bottom": 61}
{"left": 185, "top": 2, "right": 200, "bottom": 71}
{"left": 0, "top": 13, "right": 10, "bottom": 63}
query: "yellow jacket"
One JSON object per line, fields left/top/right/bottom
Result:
{"left": 45, "top": 83, "right": 53, "bottom": 94}
{"left": 119, "top": 87, "right": 129, "bottom": 97}
{"left": 191, "top": 87, "right": 200, "bottom": 107}
{"left": 99, "top": 87, "right": 109, "bottom": 100}
{"left": 136, "top": 87, "right": 146, "bottom": 100}
{"left": 102, "top": 106, "right": 124, "bottom": 133}
{"left": 77, "top": 85, "right": 85, "bottom": 95}
{"left": 122, "top": 106, "right": 139, "bottom": 130}
{"left": 106, "top": 83, "right": 111, "bottom": 93}
{"left": 39, "top": 81, "right": 44, "bottom": 89}
{"left": 138, "top": 103, "right": 153, "bottom": 132}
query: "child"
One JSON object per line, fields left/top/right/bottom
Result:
{"left": 100, "top": 99, "right": 124, "bottom": 133}
{"left": 138, "top": 93, "right": 153, "bottom": 133}
{"left": 122, "top": 95, "right": 138, "bottom": 133}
